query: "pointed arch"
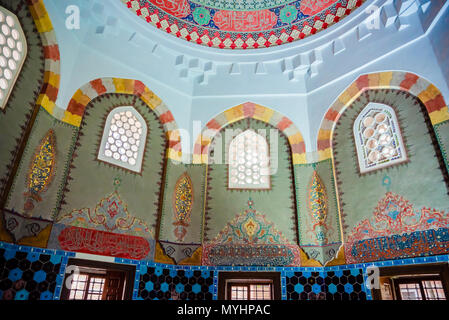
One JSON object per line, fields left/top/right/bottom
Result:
{"left": 63, "top": 78, "right": 182, "bottom": 161}
{"left": 316, "top": 71, "right": 449, "bottom": 161}
{"left": 193, "top": 102, "right": 306, "bottom": 164}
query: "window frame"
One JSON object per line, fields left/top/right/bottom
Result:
{"left": 228, "top": 282, "right": 274, "bottom": 300}
{"left": 97, "top": 106, "right": 148, "bottom": 173}
{"left": 227, "top": 129, "right": 272, "bottom": 190}
{"left": 0, "top": 7, "right": 28, "bottom": 110}
{"left": 353, "top": 103, "right": 408, "bottom": 174}
{"left": 218, "top": 272, "right": 281, "bottom": 300}
{"left": 60, "top": 258, "right": 136, "bottom": 301}
{"left": 394, "top": 276, "right": 446, "bottom": 301}
{"left": 372, "top": 263, "right": 449, "bottom": 301}
{"left": 68, "top": 272, "right": 106, "bottom": 301}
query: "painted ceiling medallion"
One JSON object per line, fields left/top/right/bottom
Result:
{"left": 24, "top": 130, "right": 57, "bottom": 215}
{"left": 122, "top": 0, "right": 365, "bottom": 49}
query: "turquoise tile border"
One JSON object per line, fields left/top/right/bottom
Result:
{"left": 2, "top": 242, "right": 449, "bottom": 300}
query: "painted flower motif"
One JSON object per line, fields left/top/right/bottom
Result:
{"left": 113, "top": 177, "right": 121, "bottom": 189}
{"left": 279, "top": 5, "right": 298, "bottom": 24}
{"left": 192, "top": 7, "right": 211, "bottom": 26}
{"left": 382, "top": 175, "right": 391, "bottom": 190}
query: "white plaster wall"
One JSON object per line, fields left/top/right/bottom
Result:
{"left": 43, "top": 0, "right": 449, "bottom": 157}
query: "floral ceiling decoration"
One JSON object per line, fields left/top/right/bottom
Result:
{"left": 122, "top": 0, "right": 365, "bottom": 49}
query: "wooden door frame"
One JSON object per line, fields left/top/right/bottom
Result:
{"left": 217, "top": 271, "right": 281, "bottom": 300}
{"left": 371, "top": 263, "right": 449, "bottom": 300}
{"left": 60, "top": 258, "right": 136, "bottom": 301}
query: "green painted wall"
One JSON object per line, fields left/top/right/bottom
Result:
{"left": 57, "top": 94, "right": 167, "bottom": 237}
{"left": 294, "top": 159, "right": 342, "bottom": 264}
{"left": 435, "top": 120, "right": 449, "bottom": 175}
{"left": 333, "top": 89, "right": 449, "bottom": 238}
{"left": 204, "top": 118, "right": 298, "bottom": 244}
{"left": 159, "top": 162, "right": 206, "bottom": 244}
{"left": 6, "top": 109, "right": 77, "bottom": 220}
{"left": 0, "top": 0, "right": 44, "bottom": 198}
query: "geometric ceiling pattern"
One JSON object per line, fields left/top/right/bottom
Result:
{"left": 122, "top": 0, "right": 365, "bottom": 49}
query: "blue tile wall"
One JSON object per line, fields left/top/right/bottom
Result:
{"left": 134, "top": 262, "right": 215, "bottom": 300}
{"left": 283, "top": 269, "right": 367, "bottom": 300}
{"left": 0, "top": 242, "right": 73, "bottom": 300}
{"left": 1, "top": 242, "right": 449, "bottom": 300}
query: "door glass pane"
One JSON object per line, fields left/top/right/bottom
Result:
{"left": 231, "top": 286, "right": 248, "bottom": 300}
{"left": 422, "top": 280, "right": 446, "bottom": 300}
{"left": 250, "top": 284, "right": 272, "bottom": 300}
{"left": 69, "top": 274, "right": 88, "bottom": 300}
{"left": 86, "top": 277, "right": 105, "bottom": 300}
{"left": 399, "top": 283, "right": 422, "bottom": 300}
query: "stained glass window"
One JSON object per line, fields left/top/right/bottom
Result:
{"left": 228, "top": 130, "right": 270, "bottom": 189}
{"left": 0, "top": 7, "right": 27, "bottom": 109}
{"left": 354, "top": 103, "right": 407, "bottom": 173}
{"left": 98, "top": 106, "right": 147, "bottom": 172}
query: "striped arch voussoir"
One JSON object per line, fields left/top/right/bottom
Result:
{"left": 192, "top": 102, "right": 306, "bottom": 165}
{"left": 64, "top": 78, "right": 182, "bottom": 161}
{"left": 316, "top": 71, "right": 449, "bottom": 161}
{"left": 28, "top": 0, "right": 61, "bottom": 116}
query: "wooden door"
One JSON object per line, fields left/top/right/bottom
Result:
{"left": 102, "top": 271, "right": 125, "bottom": 300}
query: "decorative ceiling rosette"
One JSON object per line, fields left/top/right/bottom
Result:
{"left": 122, "top": 0, "right": 365, "bottom": 49}
{"left": 173, "top": 173, "right": 194, "bottom": 242}
{"left": 23, "top": 129, "right": 57, "bottom": 215}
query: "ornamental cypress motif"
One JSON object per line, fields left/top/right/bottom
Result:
{"left": 24, "top": 129, "right": 56, "bottom": 214}
{"left": 173, "top": 173, "right": 193, "bottom": 241}
{"left": 307, "top": 171, "right": 328, "bottom": 227}
{"left": 173, "top": 173, "right": 194, "bottom": 223}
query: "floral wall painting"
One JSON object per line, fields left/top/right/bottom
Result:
{"left": 345, "top": 192, "right": 449, "bottom": 264}
{"left": 57, "top": 191, "right": 153, "bottom": 239}
{"left": 202, "top": 199, "right": 302, "bottom": 266}
{"left": 172, "top": 173, "right": 193, "bottom": 242}
{"left": 23, "top": 130, "right": 57, "bottom": 217}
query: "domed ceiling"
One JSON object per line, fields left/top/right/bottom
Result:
{"left": 122, "top": 0, "right": 365, "bottom": 49}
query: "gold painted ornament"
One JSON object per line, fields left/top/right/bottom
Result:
{"left": 23, "top": 130, "right": 56, "bottom": 215}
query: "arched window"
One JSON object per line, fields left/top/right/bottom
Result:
{"left": 0, "top": 7, "right": 26, "bottom": 109}
{"left": 98, "top": 106, "right": 147, "bottom": 173}
{"left": 354, "top": 103, "right": 407, "bottom": 173}
{"left": 228, "top": 129, "right": 270, "bottom": 189}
